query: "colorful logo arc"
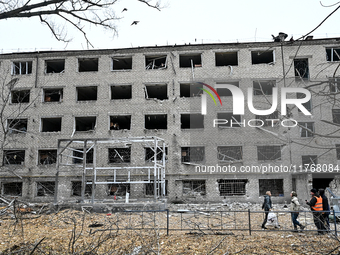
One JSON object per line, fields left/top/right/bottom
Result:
{"left": 198, "top": 82, "right": 222, "bottom": 106}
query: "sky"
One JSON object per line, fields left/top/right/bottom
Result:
{"left": 0, "top": 0, "right": 340, "bottom": 53}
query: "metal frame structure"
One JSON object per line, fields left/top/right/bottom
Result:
{"left": 54, "top": 137, "right": 166, "bottom": 204}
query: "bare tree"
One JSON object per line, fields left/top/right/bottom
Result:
{"left": 0, "top": 0, "right": 162, "bottom": 48}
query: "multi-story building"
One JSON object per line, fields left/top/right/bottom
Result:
{"left": 1, "top": 37, "right": 340, "bottom": 204}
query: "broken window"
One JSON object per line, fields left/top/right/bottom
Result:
{"left": 145, "top": 114, "right": 167, "bottom": 129}
{"left": 332, "top": 109, "right": 340, "bottom": 124}
{"left": 216, "top": 82, "right": 239, "bottom": 96}
{"left": 75, "top": 116, "right": 96, "bottom": 132}
{"left": 77, "top": 86, "right": 97, "bottom": 101}
{"left": 251, "top": 51, "right": 274, "bottom": 64}
{"left": 78, "top": 58, "right": 98, "bottom": 72}
{"left": 183, "top": 180, "right": 206, "bottom": 196}
{"left": 336, "top": 145, "right": 340, "bottom": 160}
{"left": 216, "top": 113, "right": 242, "bottom": 128}
{"left": 43, "top": 88, "right": 63, "bottom": 102}
{"left": 145, "top": 147, "right": 168, "bottom": 162}
{"left": 255, "top": 111, "right": 279, "bottom": 127}
{"left": 45, "top": 59, "right": 65, "bottom": 73}
{"left": 111, "top": 85, "right": 132, "bottom": 99}
{"left": 253, "top": 80, "right": 276, "bottom": 95}
{"left": 179, "top": 53, "right": 202, "bottom": 68}
{"left": 36, "top": 181, "right": 55, "bottom": 196}
{"left": 112, "top": 56, "right": 132, "bottom": 70}
{"left": 217, "top": 146, "right": 243, "bottom": 162}
{"left": 110, "top": 115, "right": 131, "bottom": 130}
{"left": 181, "top": 147, "right": 205, "bottom": 163}
{"left": 108, "top": 183, "right": 130, "bottom": 196}
{"left": 3, "top": 150, "right": 25, "bottom": 165}
{"left": 11, "top": 89, "right": 30, "bottom": 104}
{"left": 71, "top": 181, "right": 92, "bottom": 196}
{"left": 326, "top": 48, "right": 340, "bottom": 62}
{"left": 38, "top": 149, "right": 57, "bottom": 165}
{"left": 2, "top": 182, "right": 22, "bottom": 196}
{"left": 144, "top": 180, "right": 168, "bottom": 196}
{"left": 181, "top": 114, "right": 204, "bottom": 129}
{"left": 73, "top": 148, "right": 94, "bottom": 164}
{"left": 7, "top": 118, "right": 27, "bottom": 134}
{"left": 41, "top": 117, "right": 62, "bottom": 132}
{"left": 215, "top": 52, "right": 238, "bottom": 66}
{"left": 218, "top": 179, "right": 247, "bottom": 196}
{"left": 299, "top": 122, "right": 314, "bottom": 137}
{"left": 302, "top": 155, "right": 318, "bottom": 169}
{"left": 145, "top": 55, "right": 167, "bottom": 70}
{"left": 145, "top": 84, "right": 168, "bottom": 100}
{"left": 259, "top": 179, "right": 284, "bottom": 196}
{"left": 12, "top": 61, "right": 32, "bottom": 75}
{"left": 297, "top": 92, "right": 312, "bottom": 112}
{"left": 257, "top": 145, "right": 281, "bottom": 161}
{"left": 108, "top": 147, "right": 131, "bottom": 163}
{"left": 329, "top": 77, "right": 340, "bottom": 93}
{"left": 294, "top": 58, "right": 309, "bottom": 79}
{"left": 180, "top": 83, "right": 203, "bottom": 97}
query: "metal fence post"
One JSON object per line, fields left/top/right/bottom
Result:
{"left": 248, "top": 209, "right": 251, "bottom": 235}
{"left": 334, "top": 209, "right": 337, "bottom": 236}
{"left": 166, "top": 209, "right": 169, "bottom": 236}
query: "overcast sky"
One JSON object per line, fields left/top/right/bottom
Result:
{"left": 1, "top": 0, "right": 340, "bottom": 53}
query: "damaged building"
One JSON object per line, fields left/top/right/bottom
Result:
{"left": 1, "top": 37, "right": 340, "bottom": 204}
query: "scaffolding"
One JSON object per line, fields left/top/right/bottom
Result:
{"left": 54, "top": 137, "right": 166, "bottom": 204}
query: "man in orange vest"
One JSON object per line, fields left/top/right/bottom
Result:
{"left": 306, "top": 188, "right": 325, "bottom": 235}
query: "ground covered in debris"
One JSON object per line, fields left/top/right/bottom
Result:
{"left": 0, "top": 201, "right": 339, "bottom": 254}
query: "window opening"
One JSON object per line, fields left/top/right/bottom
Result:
{"left": 2, "top": 182, "right": 22, "bottom": 196}
{"left": 251, "top": 51, "right": 274, "bottom": 64}
{"left": 294, "top": 58, "right": 309, "bottom": 79}
{"left": 43, "top": 88, "right": 63, "bottom": 102}
{"left": 8, "top": 119, "right": 27, "bottom": 134}
{"left": 145, "top": 114, "right": 167, "bottom": 129}
{"left": 336, "top": 145, "right": 340, "bottom": 160}
{"left": 45, "top": 59, "right": 65, "bottom": 73}
{"left": 36, "top": 181, "right": 55, "bottom": 196}
{"left": 145, "top": 180, "right": 168, "bottom": 196}
{"left": 326, "top": 48, "right": 340, "bottom": 62}
{"left": 183, "top": 180, "right": 206, "bottom": 196}
{"left": 38, "top": 150, "right": 57, "bottom": 165}
{"left": 217, "top": 113, "right": 242, "bottom": 128}
{"left": 75, "top": 117, "right": 96, "bottom": 132}
{"left": 329, "top": 77, "right": 340, "bottom": 93}
{"left": 332, "top": 109, "right": 340, "bottom": 124}
{"left": 257, "top": 145, "right": 281, "bottom": 161}
{"left": 180, "top": 83, "right": 203, "bottom": 97}
{"left": 297, "top": 92, "right": 312, "bottom": 112}
{"left": 253, "top": 80, "right": 276, "bottom": 95}
{"left": 145, "top": 55, "right": 167, "bottom": 70}
{"left": 145, "top": 84, "right": 168, "bottom": 100}
{"left": 112, "top": 56, "right": 132, "bottom": 70}
{"left": 181, "top": 147, "right": 205, "bottom": 163}
{"left": 111, "top": 85, "right": 132, "bottom": 99}
{"left": 12, "top": 61, "right": 32, "bottom": 75}
{"left": 72, "top": 181, "right": 92, "bottom": 196}
{"left": 259, "top": 179, "right": 284, "bottom": 196}
{"left": 255, "top": 111, "right": 279, "bottom": 127}
{"left": 78, "top": 58, "right": 98, "bottom": 72}
{"left": 77, "top": 86, "right": 97, "bottom": 101}
{"left": 73, "top": 148, "right": 94, "bottom": 164}
{"left": 108, "top": 183, "right": 130, "bottom": 196}
{"left": 145, "top": 147, "right": 168, "bottom": 162}
{"left": 11, "top": 90, "right": 30, "bottom": 104}
{"left": 110, "top": 115, "right": 131, "bottom": 130}
{"left": 215, "top": 52, "right": 238, "bottom": 66}
{"left": 217, "top": 146, "right": 243, "bottom": 162}
{"left": 179, "top": 54, "right": 202, "bottom": 68}
{"left": 302, "top": 155, "right": 318, "bottom": 169}
{"left": 41, "top": 118, "right": 62, "bottom": 132}
{"left": 181, "top": 114, "right": 204, "bottom": 129}
{"left": 108, "top": 147, "right": 131, "bottom": 163}
{"left": 218, "top": 179, "right": 247, "bottom": 196}
{"left": 3, "top": 150, "right": 25, "bottom": 165}
{"left": 216, "top": 82, "right": 239, "bottom": 96}
{"left": 299, "top": 122, "right": 314, "bottom": 137}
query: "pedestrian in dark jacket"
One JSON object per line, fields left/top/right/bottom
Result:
{"left": 306, "top": 188, "right": 325, "bottom": 235}
{"left": 261, "top": 191, "right": 272, "bottom": 229}
{"left": 318, "top": 188, "right": 330, "bottom": 230}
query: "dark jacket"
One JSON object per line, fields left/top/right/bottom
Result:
{"left": 321, "top": 194, "right": 330, "bottom": 213}
{"left": 262, "top": 195, "right": 272, "bottom": 211}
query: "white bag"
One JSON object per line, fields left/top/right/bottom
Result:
{"left": 266, "top": 212, "right": 279, "bottom": 227}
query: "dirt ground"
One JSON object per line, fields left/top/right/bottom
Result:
{"left": 0, "top": 203, "right": 339, "bottom": 254}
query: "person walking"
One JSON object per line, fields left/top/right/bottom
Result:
{"left": 318, "top": 188, "right": 330, "bottom": 231}
{"left": 261, "top": 191, "right": 272, "bottom": 229}
{"left": 290, "top": 191, "right": 305, "bottom": 232}
{"left": 306, "top": 188, "right": 325, "bottom": 235}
